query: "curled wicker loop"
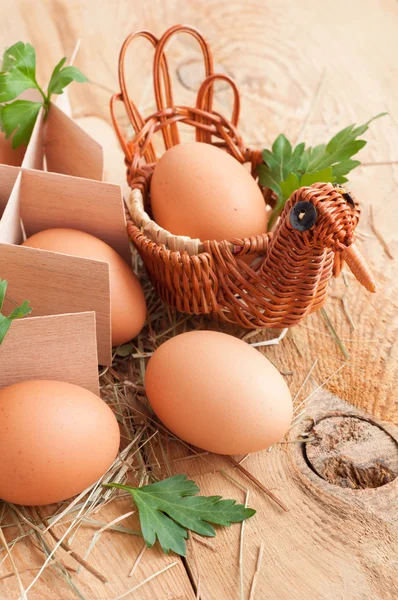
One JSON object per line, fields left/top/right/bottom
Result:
{"left": 153, "top": 24, "right": 214, "bottom": 147}
{"left": 110, "top": 93, "right": 132, "bottom": 164}
{"left": 126, "top": 104, "right": 247, "bottom": 186}
{"left": 117, "top": 30, "right": 162, "bottom": 163}
{"left": 114, "top": 25, "right": 375, "bottom": 329}
{"left": 196, "top": 74, "right": 240, "bottom": 145}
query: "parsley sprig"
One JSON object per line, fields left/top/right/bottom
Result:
{"left": 0, "top": 279, "right": 32, "bottom": 344}
{"left": 0, "top": 41, "right": 87, "bottom": 148}
{"left": 104, "top": 474, "right": 255, "bottom": 556}
{"left": 258, "top": 113, "right": 387, "bottom": 229}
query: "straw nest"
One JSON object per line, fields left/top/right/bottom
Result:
{"left": 0, "top": 252, "right": 354, "bottom": 597}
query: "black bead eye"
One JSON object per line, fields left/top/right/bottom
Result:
{"left": 342, "top": 191, "right": 355, "bottom": 207}
{"left": 290, "top": 201, "right": 317, "bottom": 232}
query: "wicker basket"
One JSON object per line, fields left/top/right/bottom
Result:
{"left": 111, "top": 25, "right": 375, "bottom": 329}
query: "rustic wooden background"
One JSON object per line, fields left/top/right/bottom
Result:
{"left": 0, "top": 0, "right": 397, "bottom": 599}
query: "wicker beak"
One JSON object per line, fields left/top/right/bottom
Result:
{"left": 342, "top": 244, "right": 376, "bottom": 292}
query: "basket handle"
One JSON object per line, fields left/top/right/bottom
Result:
{"left": 153, "top": 24, "right": 214, "bottom": 148}
{"left": 195, "top": 73, "right": 241, "bottom": 150}
{"left": 196, "top": 74, "right": 240, "bottom": 127}
{"left": 110, "top": 29, "right": 172, "bottom": 164}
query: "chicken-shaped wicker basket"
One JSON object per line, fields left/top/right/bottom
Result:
{"left": 111, "top": 24, "right": 376, "bottom": 329}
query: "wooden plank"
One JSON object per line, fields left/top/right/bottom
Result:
{"left": 0, "top": 496, "right": 196, "bottom": 600}
{"left": 45, "top": 102, "right": 104, "bottom": 181}
{"left": 0, "top": 172, "right": 23, "bottom": 245}
{"left": 0, "top": 1, "right": 396, "bottom": 600}
{"left": 0, "top": 312, "right": 99, "bottom": 396}
{"left": 75, "top": 116, "right": 130, "bottom": 198}
{"left": 21, "top": 107, "right": 44, "bottom": 171}
{"left": 19, "top": 167, "right": 131, "bottom": 263}
{"left": 0, "top": 243, "right": 112, "bottom": 366}
{"left": 179, "top": 393, "right": 398, "bottom": 600}
{"left": 0, "top": 164, "right": 20, "bottom": 215}
{"left": 0, "top": 90, "right": 44, "bottom": 170}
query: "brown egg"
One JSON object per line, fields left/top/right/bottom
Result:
{"left": 145, "top": 331, "right": 292, "bottom": 455}
{"left": 22, "top": 228, "right": 146, "bottom": 345}
{"left": 150, "top": 142, "right": 268, "bottom": 243}
{"left": 0, "top": 380, "right": 120, "bottom": 505}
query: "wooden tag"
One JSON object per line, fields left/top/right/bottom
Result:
{"left": 0, "top": 89, "right": 44, "bottom": 170}
{"left": 0, "top": 243, "right": 112, "bottom": 366}
{"left": 19, "top": 167, "right": 131, "bottom": 262}
{"left": 0, "top": 164, "right": 20, "bottom": 215}
{"left": 0, "top": 312, "right": 99, "bottom": 395}
{"left": 45, "top": 102, "right": 104, "bottom": 180}
{"left": 0, "top": 47, "right": 122, "bottom": 369}
{"left": 0, "top": 172, "right": 23, "bottom": 245}
{"left": 21, "top": 106, "right": 45, "bottom": 171}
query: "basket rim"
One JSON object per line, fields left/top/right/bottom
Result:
{"left": 127, "top": 188, "right": 271, "bottom": 257}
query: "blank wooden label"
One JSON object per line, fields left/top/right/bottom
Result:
{"left": 0, "top": 312, "right": 100, "bottom": 395}
{"left": 0, "top": 172, "right": 22, "bottom": 245}
{"left": 0, "top": 89, "right": 44, "bottom": 171}
{"left": 0, "top": 243, "right": 112, "bottom": 366}
{"left": 0, "top": 164, "right": 20, "bottom": 216}
{"left": 45, "top": 102, "right": 104, "bottom": 181}
{"left": 20, "top": 167, "right": 131, "bottom": 263}
{"left": 21, "top": 106, "right": 44, "bottom": 171}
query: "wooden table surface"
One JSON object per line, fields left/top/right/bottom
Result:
{"left": 1, "top": 1, "right": 397, "bottom": 599}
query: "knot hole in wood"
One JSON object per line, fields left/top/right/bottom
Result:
{"left": 303, "top": 416, "right": 398, "bottom": 489}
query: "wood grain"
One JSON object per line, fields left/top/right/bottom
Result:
{"left": 179, "top": 393, "right": 397, "bottom": 600}
{"left": 0, "top": 497, "right": 196, "bottom": 600}
{"left": 19, "top": 167, "right": 131, "bottom": 263}
{"left": 0, "top": 312, "right": 99, "bottom": 395}
{"left": 0, "top": 90, "right": 44, "bottom": 171}
{"left": 45, "top": 102, "right": 104, "bottom": 181}
{"left": 21, "top": 108, "right": 44, "bottom": 171}
{"left": 305, "top": 415, "right": 398, "bottom": 489}
{"left": 0, "top": 164, "right": 20, "bottom": 215}
{"left": 0, "top": 242, "right": 112, "bottom": 366}
{"left": 0, "top": 172, "right": 23, "bottom": 244}
{"left": 0, "top": 1, "right": 397, "bottom": 599}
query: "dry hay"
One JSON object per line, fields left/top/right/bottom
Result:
{"left": 0, "top": 256, "right": 355, "bottom": 598}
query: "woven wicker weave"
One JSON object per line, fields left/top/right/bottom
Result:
{"left": 111, "top": 25, "right": 376, "bottom": 329}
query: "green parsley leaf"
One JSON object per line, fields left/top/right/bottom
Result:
{"left": 258, "top": 135, "right": 305, "bottom": 198}
{"left": 0, "top": 42, "right": 40, "bottom": 104}
{"left": 280, "top": 172, "right": 300, "bottom": 202}
{"left": 0, "top": 41, "right": 87, "bottom": 148}
{"left": 104, "top": 474, "right": 256, "bottom": 556}
{"left": 0, "top": 70, "right": 36, "bottom": 103}
{"left": 0, "top": 279, "right": 32, "bottom": 344}
{"left": 0, "top": 42, "right": 40, "bottom": 105}
{"left": 0, "top": 279, "right": 7, "bottom": 310}
{"left": 300, "top": 167, "right": 335, "bottom": 187}
{"left": 2, "top": 42, "right": 36, "bottom": 80}
{"left": 0, "top": 315, "right": 13, "bottom": 345}
{"left": 7, "top": 300, "right": 32, "bottom": 320}
{"left": 259, "top": 113, "right": 387, "bottom": 230}
{"left": 0, "top": 100, "right": 42, "bottom": 148}
{"left": 47, "top": 58, "right": 88, "bottom": 97}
